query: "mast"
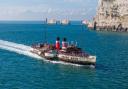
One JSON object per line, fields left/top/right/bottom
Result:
{"left": 44, "top": 18, "right": 47, "bottom": 43}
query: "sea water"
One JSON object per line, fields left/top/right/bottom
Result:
{"left": 0, "top": 21, "right": 128, "bottom": 89}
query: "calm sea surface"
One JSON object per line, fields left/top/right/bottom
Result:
{"left": 0, "top": 21, "right": 128, "bottom": 89}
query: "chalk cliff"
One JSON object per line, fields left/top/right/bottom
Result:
{"left": 93, "top": 0, "right": 128, "bottom": 30}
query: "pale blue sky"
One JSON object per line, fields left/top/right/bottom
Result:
{"left": 0, "top": 0, "right": 98, "bottom": 20}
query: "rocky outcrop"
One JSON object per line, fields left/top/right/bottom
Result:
{"left": 93, "top": 0, "right": 128, "bottom": 32}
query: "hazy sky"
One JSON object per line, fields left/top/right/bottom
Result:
{"left": 0, "top": 0, "right": 98, "bottom": 20}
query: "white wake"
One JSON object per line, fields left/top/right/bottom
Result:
{"left": 0, "top": 40, "right": 42, "bottom": 59}
{"left": 0, "top": 40, "right": 84, "bottom": 67}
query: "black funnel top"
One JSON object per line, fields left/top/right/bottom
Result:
{"left": 56, "top": 37, "right": 60, "bottom": 41}
{"left": 63, "top": 38, "right": 67, "bottom": 42}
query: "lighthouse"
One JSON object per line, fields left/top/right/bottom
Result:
{"left": 56, "top": 37, "right": 60, "bottom": 50}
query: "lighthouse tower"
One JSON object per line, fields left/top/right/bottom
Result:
{"left": 56, "top": 37, "right": 60, "bottom": 50}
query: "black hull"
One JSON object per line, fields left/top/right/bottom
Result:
{"left": 31, "top": 51, "right": 95, "bottom": 66}
{"left": 40, "top": 55, "right": 95, "bottom": 66}
{"left": 59, "top": 58, "right": 95, "bottom": 66}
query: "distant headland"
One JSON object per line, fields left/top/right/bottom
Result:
{"left": 88, "top": 0, "right": 128, "bottom": 32}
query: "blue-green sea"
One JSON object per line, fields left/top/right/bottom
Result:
{"left": 0, "top": 21, "right": 128, "bottom": 89}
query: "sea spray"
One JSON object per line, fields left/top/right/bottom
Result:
{"left": 0, "top": 41, "right": 42, "bottom": 59}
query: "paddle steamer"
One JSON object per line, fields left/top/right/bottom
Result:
{"left": 31, "top": 37, "right": 96, "bottom": 66}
